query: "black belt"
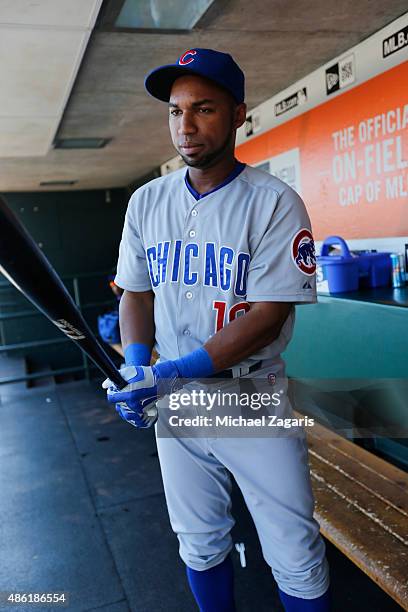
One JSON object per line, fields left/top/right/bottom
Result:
{"left": 210, "top": 361, "right": 262, "bottom": 379}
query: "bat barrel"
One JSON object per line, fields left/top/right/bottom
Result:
{"left": 0, "top": 198, "right": 126, "bottom": 390}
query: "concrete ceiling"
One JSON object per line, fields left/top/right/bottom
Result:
{"left": 0, "top": 1, "right": 102, "bottom": 157}
{"left": 1, "top": 0, "right": 407, "bottom": 192}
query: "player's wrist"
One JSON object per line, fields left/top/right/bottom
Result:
{"left": 152, "top": 360, "right": 181, "bottom": 395}
{"left": 175, "top": 347, "right": 215, "bottom": 378}
{"left": 124, "top": 342, "right": 151, "bottom": 366}
{"left": 155, "top": 347, "right": 215, "bottom": 383}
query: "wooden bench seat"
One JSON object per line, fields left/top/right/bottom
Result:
{"left": 300, "top": 415, "right": 408, "bottom": 610}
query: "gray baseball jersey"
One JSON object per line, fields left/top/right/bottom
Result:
{"left": 114, "top": 163, "right": 329, "bottom": 597}
{"left": 115, "top": 163, "right": 317, "bottom": 374}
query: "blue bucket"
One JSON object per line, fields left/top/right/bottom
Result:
{"left": 317, "top": 236, "right": 359, "bottom": 293}
{"left": 354, "top": 251, "right": 392, "bottom": 288}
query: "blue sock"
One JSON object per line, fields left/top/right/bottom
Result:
{"left": 186, "top": 555, "right": 236, "bottom": 612}
{"left": 278, "top": 587, "right": 331, "bottom": 611}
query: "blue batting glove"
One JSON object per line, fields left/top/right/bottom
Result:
{"left": 114, "top": 398, "right": 157, "bottom": 429}
{"left": 102, "top": 362, "right": 180, "bottom": 429}
{"left": 103, "top": 348, "right": 214, "bottom": 429}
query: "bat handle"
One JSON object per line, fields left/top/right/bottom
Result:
{"left": 108, "top": 369, "right": 128, "bottom": 390}
{"left": 104, "top": 367, "right": 158, "bottom": 423}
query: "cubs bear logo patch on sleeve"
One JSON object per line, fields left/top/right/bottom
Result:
{"left": 291, "top": 228, "right": 316, "bottom": 276}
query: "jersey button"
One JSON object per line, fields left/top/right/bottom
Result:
{"left": 191, "top": 210, "right": 198, "bottom": 217}
{"left": 183, "top": 329, "right": 191, "bottom": 336}
{"left": 189, "top": 230, "right": 196, "bottom": 238}
{"left": 185, "top": 291, "right": 193, "bottom": 299}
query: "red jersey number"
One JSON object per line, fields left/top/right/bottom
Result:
{"left": 213, "top": 300, "right": 250, "bottom": 333}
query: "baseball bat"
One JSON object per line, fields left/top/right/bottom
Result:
{"left": 0, "top": 196, "right": 127, "bottom": 390}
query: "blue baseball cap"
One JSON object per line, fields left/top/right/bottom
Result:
{"left": 144, "top": 48, "right": 245, "bottom": 104}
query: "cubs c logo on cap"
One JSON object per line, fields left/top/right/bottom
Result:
{"left": 291, "top": 228, "right": 316, "bottom": 276}
{"left": 179, "top": 50, "right": 197, "bottom": 65}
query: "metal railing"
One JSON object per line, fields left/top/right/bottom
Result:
{"left": 0, "top": 270, "right": 116, "bottom": 385}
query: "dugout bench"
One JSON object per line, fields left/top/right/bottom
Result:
{"left": 299, "top": 414, "right": 408, "bottom": 610}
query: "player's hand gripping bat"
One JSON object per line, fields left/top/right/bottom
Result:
{"left": 0, "top": 196, "right": 127, "bottom": 390}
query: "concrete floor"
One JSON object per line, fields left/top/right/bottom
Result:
{"left": 0, "top": 379, "right": 404, "bottom": 612}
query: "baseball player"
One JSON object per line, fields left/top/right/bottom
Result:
{"left": 104, "top": 49, "right": 331, "bottom": 611}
